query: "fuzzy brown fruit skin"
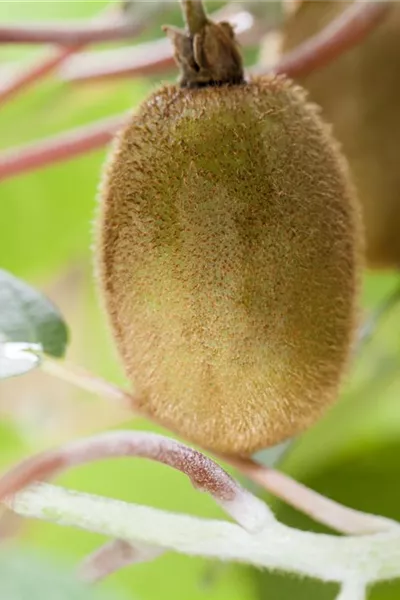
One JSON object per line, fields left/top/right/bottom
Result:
{"left": 96, "top": 77, "right": 362, "bottom": 456}
{"left": 281, "top": 1, "right": 400, "bottom": 269}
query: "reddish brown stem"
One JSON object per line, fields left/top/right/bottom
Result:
{"left": 0, "top": 15, "right": 146, "bottom": 46}
{"left": 60, "top": 38, "right": 175, "bottom": 83}
{"left": 229, "top": 457, "right": 395, "bottom": 535}
{"left": 0, "top": 46, "right": 81, "bottom": 106}
{"left": 79, "top": 540, "right": 164, "bottom": 583}
{"left": 0, "top": 4, "right": 150, "bottom": 108}
{"left": 0, "top": 431, "right": 270, "bottom": 533}
{"left": 262, "top": 0, "right": 391, "bottom": 78}
{"left": 0, "top": 114, "right": 127, "bottom": 182}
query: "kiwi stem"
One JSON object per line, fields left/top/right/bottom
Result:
{"left": 41, "top": 358, "right": 133, "bottom": 409}
{"left": 165, "top": 0, "right": 244, "bottom": 87}
{"left": 180, "top": 0, "right": 208, "bottom": 36}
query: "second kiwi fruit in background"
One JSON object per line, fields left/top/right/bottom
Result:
{"left": 281, "top": 0, "right": 400, "bottom": 269}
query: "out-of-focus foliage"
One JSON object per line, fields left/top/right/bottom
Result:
{"left": 0, "top": 549, "right": 127, "bottom": 600}
{"left": 1, "top": 2, "right": 400, "bottom": 600}
{"left": 0, "top": 269, "right": 68, "bottom": 363}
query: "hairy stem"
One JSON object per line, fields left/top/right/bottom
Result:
{"left": 7, "top": 483, "right": 400, "bottom": 589}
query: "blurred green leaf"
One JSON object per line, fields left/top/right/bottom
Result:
{"left": 0, "top": 269, "right": 68, "bottom": 362}
{"left": 0, "top": 548, "right": 127, "bottom": 600}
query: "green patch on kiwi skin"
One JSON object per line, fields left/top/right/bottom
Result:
{"left": 281, "top": 1, "right": 400, "bottom": 269}
{"left": 96, "top": 76, "right": 363, "bottom": 456}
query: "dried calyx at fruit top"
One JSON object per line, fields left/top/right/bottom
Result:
{"left": 163, "top": 0, "right": 244, "bottom": 88}
{"left": 96, "top": 0, "right": 362, "bottom": 456}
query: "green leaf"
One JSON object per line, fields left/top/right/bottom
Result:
{"left": 0, "top": 548, "right": 127, "bottom": 600}
{"left": 0, "top": 269, "right": 68, "bottom": 377}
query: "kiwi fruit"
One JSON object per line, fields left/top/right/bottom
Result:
{"left": 95, "top": 5, "right": 362, "bottom": 456}
{"left": 281, "top": 0, "right": 400, "bottom": 269}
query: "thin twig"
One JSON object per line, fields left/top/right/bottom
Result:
{"left": 0, "top": 47, "right": 80, "bottom": 107}
{"left": 41, "top": 358, "right": 132, "bottom": 409}
{"left": 229, "top": 457, "right": 396, "bottom": 535}
{"left": 0, "top": 113, "right": 127, "bottom": 182}
{"left": 0, "top": 15, "right": 149, "bottom": 46}
{"left": 0, "top": 3, "right": 126, "bottom": 107}
{"left": 79, "top": 540, "right": 164, "bottom": 583}
{"left": 257, "top": 0, "right": 391, "bottom": 78}
{"left": 60, "top": 38, "right": 175, "bottom": 83}
{"left": 0, "top": 431, "right": 271, "bottom": 533}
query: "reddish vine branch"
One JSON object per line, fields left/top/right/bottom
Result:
{"left": 265, "top": 0, "right": 391, "bottom": 78}
{"left": 0, "top": 15, "right": 149, "bottom": 46}
{"left": 79, "top": 540, "right": 164, "bottom": 583}
{"left": 60, "top": 38, "right": 175, "bottom": 83}
{"left": 0, "top": 3, "right": 152, "bottom": 108}
{"left": 0, "top": 431, "right": 270, "bottom": 533}
{"left": 0, "top": 114, "right": 127, "bottom": 181}
{"left": 229, "top": 457, "right": 395, "bottom": 536}
{"left": 0, "top": 46, "right": 81, "bottom": 107}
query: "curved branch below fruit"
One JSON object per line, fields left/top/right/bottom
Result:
{"left": 40, "top": 358, "right": 397, "bottom": 537}
{"left": 6, "top": 482, "right": 400, "bottom": 595}
{"left": 0, "top": 430, "right": 271, "bottom": 533}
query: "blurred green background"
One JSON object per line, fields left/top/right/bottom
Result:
{"left": 1, "top": 2, "right": 400, "bottom": 599}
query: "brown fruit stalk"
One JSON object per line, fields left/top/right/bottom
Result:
{"left": 95, "top": 2, "right": 362, "bottom": 456}
{"left": 281, "top": 0, "right": 400, "bottom": 269}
